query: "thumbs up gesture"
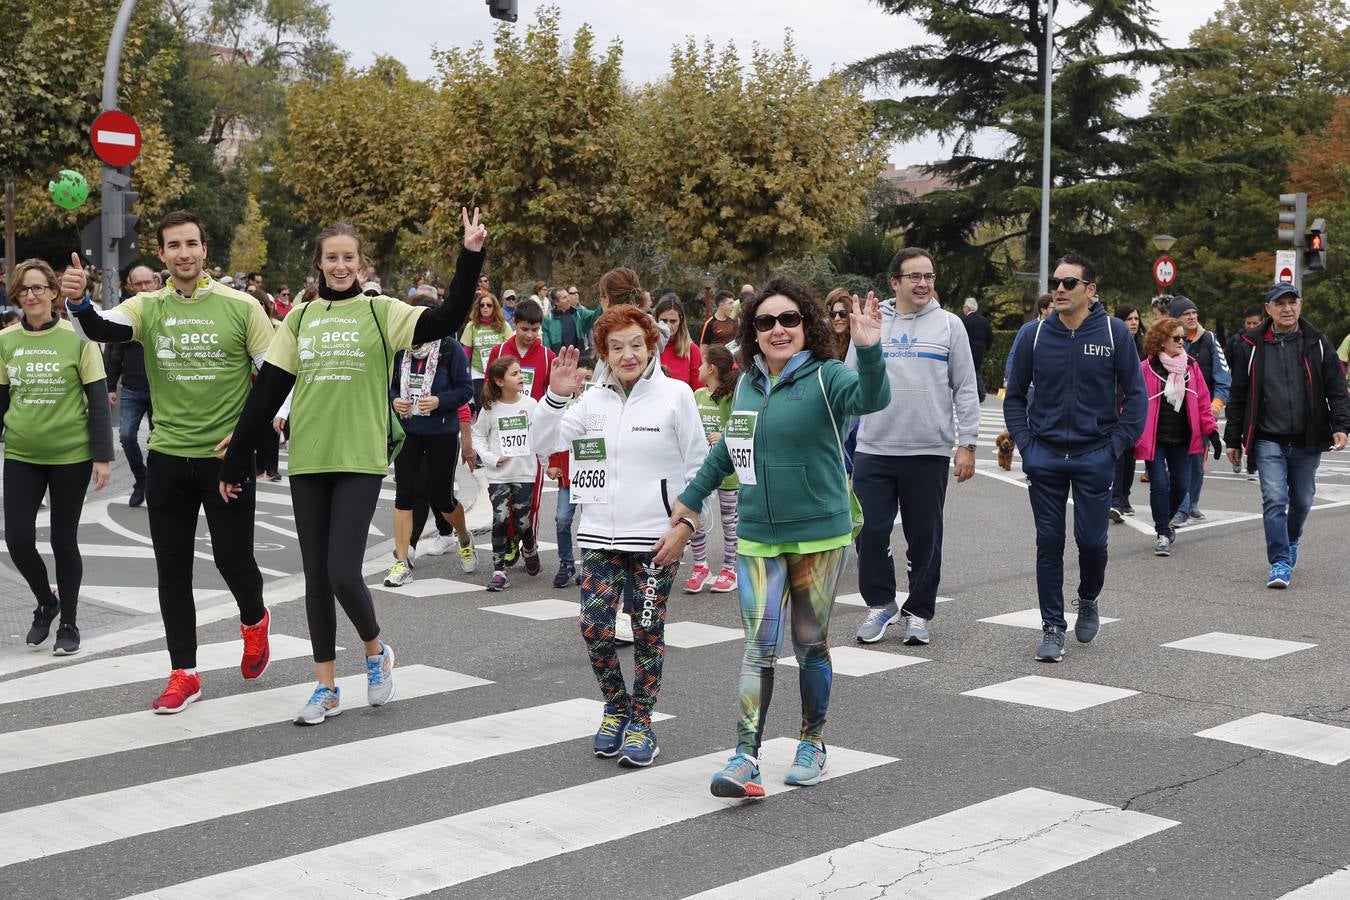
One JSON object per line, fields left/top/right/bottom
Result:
{"left": 60, "top": 253, "right": 89, "bottom": 301}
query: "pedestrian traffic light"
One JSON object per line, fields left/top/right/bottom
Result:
{"left": 486, "top": 0, "right": 517, "bottom": 22}
{"left": 1305, "top": 218, "right": 1327, "bottom": 271}
{"left": 1277, "top": 192, "right": 1307, "bottom": 245}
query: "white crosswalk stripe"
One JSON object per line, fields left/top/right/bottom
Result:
{"left": 0, "top": 665, "right": 485, "bottom": 775}
{"left": 0, "top": 635, "right": 314, "bottom": 707}
{"left": 120, "top": 738, "right": 895, "bottom": 900}
{"left": 687, "top": 787, "right": 1178, "bottom": 899}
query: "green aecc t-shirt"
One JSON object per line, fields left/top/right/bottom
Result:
{"left": 0, "top": 319, "right": 105, "bottom": 465}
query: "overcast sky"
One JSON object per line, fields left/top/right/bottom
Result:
{"left": 325, "top": 0, "right": 1225, "bottom": 165}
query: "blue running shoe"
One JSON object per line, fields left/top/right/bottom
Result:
{"left": 592, "top": 703, "right": 629, "bottom": 758}
{"left": 366, "top": 642, "right": 395, "bottom": 706}
{"left": 784, "top": 741, "right": 827, "bottom": 786}
{"left": 294, "top": 684, "right": 341, "bottom": 725}
{"left": 616, "top": 721, "right": 659, "bottom": 767}
{"left": 1289, "top": 540, "right": 1300, "bottom": 568}
{"left": 1266, "top": 563, "right": 1291, "bottom": 589}
{"left": 710, "top": 752, "right": 764, "bottom": 799}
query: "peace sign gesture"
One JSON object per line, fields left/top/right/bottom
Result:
{"left": 461, "top": 207, "right": 487, "bottom": 253}
{"left": 850, "top": 292, "right": 882, "bottom": 348}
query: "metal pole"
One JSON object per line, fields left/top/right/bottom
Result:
{"left": 1038, "top": 0, "right": 1054, "bottom": 295}
{"left": 99, "top": 0, "right": 138, "bottom": 308}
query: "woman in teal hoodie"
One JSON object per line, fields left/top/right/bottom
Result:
{"left": 654, "top": 275, "right": 888, "bottom": 798}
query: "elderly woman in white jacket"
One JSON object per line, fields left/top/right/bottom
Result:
{"left": 533, "top": 304, "right": 708, "bottom": 769}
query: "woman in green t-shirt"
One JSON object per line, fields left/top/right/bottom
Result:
{"left": 1, "top": 259, "right": 114, "bottom": 656}
{"left": 461, "top": 293, "right": 512, "bottom": 408}
{"left": 220, "top": 209, "right": 487, "bottom": 727}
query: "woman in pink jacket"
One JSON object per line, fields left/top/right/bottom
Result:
{"left": 1134, "top": 316, "right": 1222, "bottom": 557}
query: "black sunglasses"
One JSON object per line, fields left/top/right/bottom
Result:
{"left": 829, "top": 310, "right": 849, "bottom": 319}
{"left": 1047, "top": 276, "right": 1093, "bottom": 291}
{"left": 753, "top": 310, "right": 804, "bottom": 332}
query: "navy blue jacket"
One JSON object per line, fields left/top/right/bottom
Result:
{"left": 389, "top": 338, "right": 473, "bottom": 436}
{"left": 1003, "top": 302, "right": 1146, "bottom": 458}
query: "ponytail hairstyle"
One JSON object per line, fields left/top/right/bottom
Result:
{"left": 703, "top": 343, "right": 739, "bottom": 403}
{"left": 481, "top": 356, "right": 519, "bottom": 411}
{"left": 597, "top": 266, "right": 643, "bottom": 308}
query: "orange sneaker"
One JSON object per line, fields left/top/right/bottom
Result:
{"left": 240, "top": 608, "right": 271, "bottom": 680}
{"left": 152, "top": 669, "right": 202, "bottom": 714}
{"left": 709, "top": 567, "right": 737, "bottom": 593}
{"left": 683, "top": 564, "right": 712, "bottom": 594}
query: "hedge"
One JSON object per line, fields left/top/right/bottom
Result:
{"left": 983, "top": 329, "right": 1019, "bottom": 391}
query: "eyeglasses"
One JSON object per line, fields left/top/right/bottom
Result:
{"left": 568, "top": 290, "right": 579, "bottom": 296}
{"left": 896, "top": 272, "right": 937, "bottom": 284}
{"left": 753, "top": 310, "right": 803, "bottom": 332}
{"left": 829, "top": 310, "right": 849, "bottom": 320}
{"left": 1047, "top": 276, "right": 1093, "bottom": 291}
{"left": 1169, "top": 335, "right": 1185, "bottom": 343}
{"left": 17, "top": 284, "right": 52, "bottom": 296}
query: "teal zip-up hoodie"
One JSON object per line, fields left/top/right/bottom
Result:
{"left": 678, "top": 343, "right": 890, "bottom": 543}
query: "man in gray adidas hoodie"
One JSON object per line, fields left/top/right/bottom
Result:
{"left": 847, "top": 248, "right": 981, "bottom": 647}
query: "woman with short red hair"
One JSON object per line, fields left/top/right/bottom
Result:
{"left": 534, "top": 302, "right": 709, "bottom": 769}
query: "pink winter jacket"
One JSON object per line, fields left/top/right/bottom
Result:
{"left": 1134, "top": 355, "right": 1218, "bottom": 460}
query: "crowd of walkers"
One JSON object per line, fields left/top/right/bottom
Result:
{"left": 2, "top": 206, "right": 1347, "bottom": 797}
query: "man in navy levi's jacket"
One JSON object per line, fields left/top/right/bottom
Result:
{"left": 1003, "top": 253, "right": 1146, "bottom": 663}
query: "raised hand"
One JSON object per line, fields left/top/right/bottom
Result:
{"left": 851, "top": 292, "right": 881, "bottom": 348}
{"left": 461, "top": 206, "right": 487, "bottom": 252}
{"left": 548, "top": 345, "right": 585, "bottom": 397}
{"left": 59, "top": 253, "right": 88, "bottom": 301}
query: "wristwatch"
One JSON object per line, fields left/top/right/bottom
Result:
{"left": 960, "top": 443, "right": 976, "bottom": 451}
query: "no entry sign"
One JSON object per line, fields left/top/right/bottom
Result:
{"left": 90, "top": 110, "right": 143, "bottom": 167}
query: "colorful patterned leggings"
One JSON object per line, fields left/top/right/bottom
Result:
{"left": 735, "top": 546, "right": 849, "bottom": 758}
{"left": 578, "top": 549, "right": 675, "bottom": 726}
{"left": 690, "top": 488, "right": 739, "bottom": 569}
{"left": 489, "top": 481, "right": 536, "bottom": 570}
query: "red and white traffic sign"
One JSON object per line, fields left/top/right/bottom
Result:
{"left": 1275, "top": 249, "right": 1297, "bottom": 284}
{"left": 90, "top": 110, "right": 143, "bottom": 167}
{"left": 1152, "top": 256, "right": 1177, "bottom": 288}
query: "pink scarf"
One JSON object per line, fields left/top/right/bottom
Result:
{"left": 1158, "top": 351, "right": 1188, "bottom": 412}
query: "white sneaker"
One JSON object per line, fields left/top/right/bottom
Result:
{"left": 458, "top": 540, "right": 477, "bottom": 574}
{"left": 383, "top": 559, "right": 413, "bottom": 587}
{"left": 423, "top": 533, "right": 454, "bottom": 556}
{"left": 614, "top": 614, "right": 634, "bottom": 645}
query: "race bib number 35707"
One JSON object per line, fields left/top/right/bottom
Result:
{"left": 497, "top": 414, "right": 531, "bottom": 457}
{"left": 569, "top": 436, "right": 608, "bottom": 504}
{"left": 724, "top": 411, "right": 757, "bottom": 485}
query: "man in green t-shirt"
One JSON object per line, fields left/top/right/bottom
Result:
{"left": 60, "top": 210, "right": 273, "bottom": 715}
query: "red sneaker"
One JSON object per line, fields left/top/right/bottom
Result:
{"left": 709, "top": 567, "right": 738, "bottom": 593}
{"left": 152, "top": 669, "right": 202, "bottom": 714}
{"left": 240, "top": 608, "right": 271, "bottom": 680}
{"left": 683, "top": 564, "right": 712, "bottom": 594}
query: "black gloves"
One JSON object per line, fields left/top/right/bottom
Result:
{"left": 1209, "top": 432, "right": 1223, "bottom": 460}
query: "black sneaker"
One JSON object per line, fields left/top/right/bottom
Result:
{"left": 129, "top": 481, "right": 146, "bottom": 508}
{"left": 1073, "top": 597, "right": 1100, "bottom": 643}
{"left": 552, "top": 563, "right": 575, "bottom": 589}
{"left": 1108, "top": 507, "right": 1124, "bottom": 524}
{"left": 26, "top": 598, "right": 59, "bottom": 646}
{"left": 523, "top": 545, "right": 541, "bottom": 577}
{"left": 53, "top": 622, "right": 81, "bottom": 655}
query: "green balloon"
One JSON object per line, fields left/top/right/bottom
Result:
{"left": 48, "top": 169, "right": 90, "bottom": 210}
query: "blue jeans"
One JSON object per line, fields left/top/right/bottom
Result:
{"left": 555, "top": 486, "right": 576, "bottom": 565}
{"left": 1253, "top": 440, "right": 1321, "bottom": 566}
{"left": 1144, "top": 444, "right": 1191, "bottom": 538}
{"left": 117, "top": 387, "right": 152, "bottom": 484}
{"left": 1176, "top": 452, "right": 1205, "bottom": 515}
{"left": 1022, "top": 442, "right": 1114, "bottom": 631}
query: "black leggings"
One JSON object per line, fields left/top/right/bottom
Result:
{"left": 291, "top": 472, "right": 383, "bottom": 663}
{"left": 3, "top": 458, "right": 92, "bottom": 623}
{"left": 147, "top": 452, "right": 266, "bottom": 669}
{"left": 393, "top": 431, "right": 459, "bottom": 511}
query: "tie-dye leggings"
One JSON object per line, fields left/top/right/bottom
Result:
{"left": 579, "top": 549, "right": 675, "bottom": 726}
{"left": 735, "top": 546, "right": 850, "bottom": 757}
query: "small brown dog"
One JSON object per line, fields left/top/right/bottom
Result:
{"left": 995, "top": 430, "right": 1016, "bottom": 470}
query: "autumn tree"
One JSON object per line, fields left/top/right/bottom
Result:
{"left": 630, "top": 35, "right": 883, "bottom": 281}
{"left": 228, "top": 193, "right": 268, "bottom": 273}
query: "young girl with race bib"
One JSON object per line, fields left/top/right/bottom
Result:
{"left": 685, "top": 344, "right": 740, "bottom": 594}
{"left": 473, "top": 356, "right": 544, "bottom": 591}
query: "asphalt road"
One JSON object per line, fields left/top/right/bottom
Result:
{"left": 2, "top": 403, "right": 1349, "bottom": 899}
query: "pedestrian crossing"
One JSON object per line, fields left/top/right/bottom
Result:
{"left": 1, "top": 626, "right": 1344, "bottom": 898}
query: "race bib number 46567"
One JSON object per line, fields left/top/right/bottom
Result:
{"left": 725, "top": 411, "right": 757, "bottom": 485}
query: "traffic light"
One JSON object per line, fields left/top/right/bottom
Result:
{"left": 1305, "top": 217, "right": 1327, "bottom": 271}
{"left": 1278, "top": 192, "right": 1307, "bottom": 245}
{"left": 486, "top": 0, "right": 517, "bottom": 22}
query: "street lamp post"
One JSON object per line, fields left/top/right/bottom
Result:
{"left": 1038, "top": 0, "right": 1055, "bottom": 294}
{"left": 1150, "top": 233, "right": 1177, "bottom": 302}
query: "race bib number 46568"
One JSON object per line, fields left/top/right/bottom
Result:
{"left": 569, "top": 436, "right": 608, "bottom": 504}
{"left": 725, "top": 411, "right": 757, "bottom": 485}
